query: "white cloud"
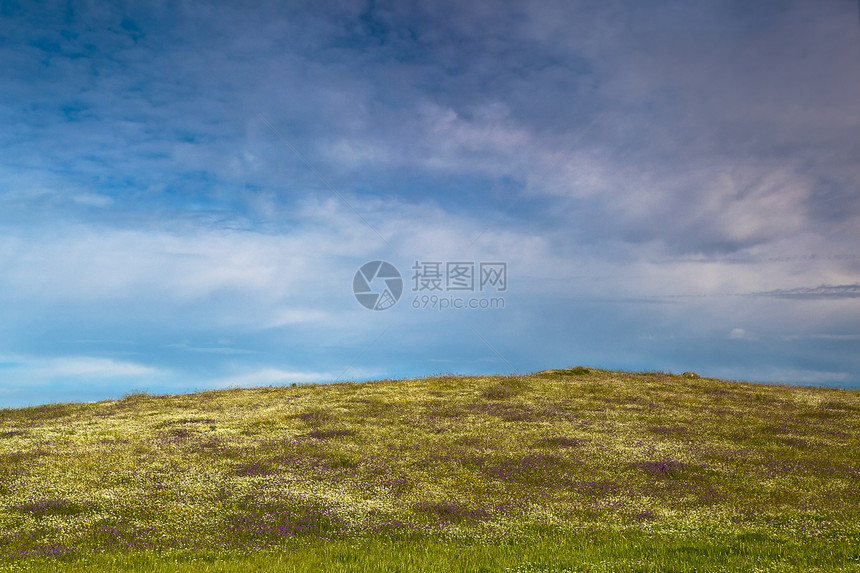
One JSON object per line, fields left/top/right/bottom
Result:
{"left": 208, "top": 365, "right": 383, "bottom": 389}
{"left": 209, "top": 368, "right": 331, "bottom": 388}
{"left": 0, "top": 354, "right": 167, "bottom": 389}
{"left": 29, "top": 356, "right": 163, "bottom": 379}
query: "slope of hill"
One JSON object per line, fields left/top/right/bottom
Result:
{"left": 0, "top": 369, "right": 858, "bottom": 571}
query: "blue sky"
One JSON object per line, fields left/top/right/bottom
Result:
{"left": 1, "top": 0, "right": 859, "bottom": 407}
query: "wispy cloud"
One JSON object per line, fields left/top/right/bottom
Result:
{"left": 0, "top": 355, "right": 163, "bottom": 379}
{"left": 0, "top": 354, "right": 169, "bottom": 407}
{"left": 755, "top": 285, "right": 860, "bottom": 300}
{"left": 208, "top": 367, "right": 381, "bottom": 390}
{"left": 165, "top": 341, "right": 260, "bottom": 355}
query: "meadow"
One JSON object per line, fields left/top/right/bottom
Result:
{"left": 0, "top": 368, "right": 858, "bottom": 572}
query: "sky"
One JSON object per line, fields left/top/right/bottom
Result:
{"left": 1, "top": 0, "right": 859, "bottom": 407}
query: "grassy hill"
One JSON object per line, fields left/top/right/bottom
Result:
{"left": 0, "top": 369, "right": 858, "bottom": 572}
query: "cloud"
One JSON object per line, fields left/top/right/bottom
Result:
{"left": 209, "top": 368, "right": 331, "bottom": 389}
{"left": 4, "top": 0, "right": 859, "bottom": 261}
{"left": 208, "top": 366, "right": 381, "bottom": 389}
{"left": 755, "top": 284, "right": 860, "bottom": 300}
{"left": 783, "top": 333, "right": 860, "bottom": 341}
{"left": 165, "top": 341, "right": 260, "bottom": 355}
{"left": 0, "top": 354, "right": 169, "bottom": 406}
{"left": 21, "top": 356, "right": 163, "bottom": 379}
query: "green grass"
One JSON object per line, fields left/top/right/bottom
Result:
{"left": 0, "top": 369, "right": 858, "bottom": 571}
{"left": 8, "top": 532, "right": 860, "bottom": 572}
